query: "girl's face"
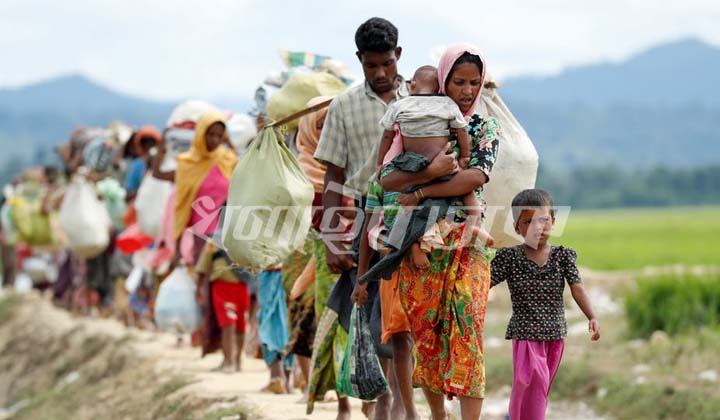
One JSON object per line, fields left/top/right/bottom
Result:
{"left": 445, "top": 62, "right": 482, "bottom": 114}
{"left": 515, "top": 206, "right": 554, "bottom": 249}
{"left": 205, "top": 122, "right": 225, "bottom": 152}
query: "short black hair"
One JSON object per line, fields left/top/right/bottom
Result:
{"left": 413, "top": 65, "right": 438, "bottom": 81}
{"left": 511, "top": 189, "right": 554, "bottom": 225}
{"left": 446, "top": 52, "right": 484, "bottom": 89}
{"left": 355, "top": 17, "right": 398, "bottom": 54}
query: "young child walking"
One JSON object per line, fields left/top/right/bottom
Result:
{"left": 490, "top": 189, "right": 600, "bottom": 420}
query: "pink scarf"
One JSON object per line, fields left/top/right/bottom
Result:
{"left": 381, "top": 44, "right": 486, "bottom": 165}
{"left": 437, "top": 43, "right": 486, "bottom": 121}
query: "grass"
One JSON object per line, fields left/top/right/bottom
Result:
{"left": 551, "top": 206, "right": 720, "bottom": 270}
{"left": 624, "top": 273, "right": 720, "bottom": 338}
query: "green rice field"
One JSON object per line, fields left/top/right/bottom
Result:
{"left": 550, "top": 206, "right": 720, "bottom": 271}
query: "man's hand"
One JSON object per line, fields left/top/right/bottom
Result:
{"left": 351, "top": 282, "right": 369, "bottom": 307}
{"left": 426, "top": 143, "right": 459, "bottom": 179}
{"left": 324, "top": 242, "right": 356, "bottom": 274}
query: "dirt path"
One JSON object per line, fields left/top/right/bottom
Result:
{"left": 0, "top": 291, "right": 612, "bottom": 419}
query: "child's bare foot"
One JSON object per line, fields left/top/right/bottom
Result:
{"left": 474, "top": 226, "right": 494, "bottom": 247}
{"left": 411, "top": 244, "right": 430, "bottom": 270}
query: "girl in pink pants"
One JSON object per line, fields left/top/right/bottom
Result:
{"left": 491, "top": 189, "right": 600, "bottom": 420}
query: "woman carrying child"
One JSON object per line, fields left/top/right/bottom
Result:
{"left": 379, "top": 44, "right": 500, "bottom": 420}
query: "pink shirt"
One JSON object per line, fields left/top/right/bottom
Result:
{"left": 188, "top": 165, "right": 230, "bottom": 236}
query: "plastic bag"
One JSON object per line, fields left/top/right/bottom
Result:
{"left": 266, "top": 72, "right": 346, "bottom": 130}
{"left": 124, "top": 265, "right": 144, "bottom": 294}
{"left": 475, "top": 80, "right": 539, "bottom": 248}
{"left": 227, "top": 113, "right": 257, "bottom": 158}
{"left": 337, "top": 306, "right": 388, "bottom": 400}
{"left": 134, "top": 174, "right": 173, "bottom": 237}
{"left": 83, "top": 137, "right": 115, "bottom": 173}
{"left": 116, "top": 223, "right": 154, "bottom": 254}
{"left": 96, "top": 178, "right": 127, "bottom": 229}
{"left": 9, "top": 192, "right": 53, "bottom": 246}
{"left": 59, "top": 177, "right": 111, "bottom": 258}
{"left": 1, "top": 202, "right": 19, "bottom": 245}
{"left": 154, "top": 267, "right": 201, "bottom": 333}
{"left": 222, "top": 127, "right": 314, "bottom": 270}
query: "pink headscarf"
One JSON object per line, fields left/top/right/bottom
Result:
{"left": 437, "top": 44, "right": 486, "bottom": 120}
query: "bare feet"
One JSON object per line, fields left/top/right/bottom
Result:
{"left": 361, "top": 401, "right": 376, "bottom": 419}
{"left": 260, "top": 377, "right": 288, "bottom": 394}
{"left": 212, "top": 359, "right": 235, "bottom": 374}
{"left": 410, "top": 244, "right": 430, "bottom": 270}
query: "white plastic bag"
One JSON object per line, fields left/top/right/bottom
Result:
{"left": 154, "top": 267, "right": 201, "bottom": 334}
{"left": 124, "top": 265, "right": 144, "bottom": 294}
{"left": 475, "top": 80, "right": 539, "bottom": 248}
{"left": 222, "top": 127, "right": 314, "bottom": 270}
{"left": 134, "top": 175, "right": 173, "bottom": 237}
{"left": 59, "top": 177, "right": 112, "bottom": 258}
{"left": 227, "top": 113, "right": 258, "bottom": 158}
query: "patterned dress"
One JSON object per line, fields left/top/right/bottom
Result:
{"left": 306, "top": 231, "right": 347, "bottom": 414}
{"left": 397, "top": 115, "right": 500, "bottom": 399}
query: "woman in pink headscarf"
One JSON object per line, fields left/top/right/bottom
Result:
{"left": 380, "top": 44, "right": 501, "bottom": 420}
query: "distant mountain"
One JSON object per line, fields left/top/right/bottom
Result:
{"left": 496, "top": 38, "right": 720, "bottom": 169}
{"left": 501, "top": 38, "right": 720, "bottom": 107}
{"left": 0, "top": 37, "right": 718, "bottom": 178}
{"left": 0, "top": 74, "right": 175, "bottom": 164}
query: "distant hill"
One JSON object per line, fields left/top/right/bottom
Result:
{"left": 0, "top": 75, "right": 175, "bottom": 164}
{"left": 0, "top": 37, "right": 718, "bottom": 176}
{"left": 497, "top": 38, "right": 720, "bottom": 168}
{"left": 501, "top": 38, "right": 720, "bottom": 107}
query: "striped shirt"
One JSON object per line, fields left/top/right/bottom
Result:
{"left": 314, "top": 77, "right": 409, "bottom": 196}
{"left": 365, "top": 174, "right": 400, "bottom": 229}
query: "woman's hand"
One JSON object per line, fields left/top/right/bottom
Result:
{"left": 426, "top": 143, "right": 459, "bottom": 179}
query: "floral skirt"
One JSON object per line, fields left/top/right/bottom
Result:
{"left": 398, "top": 222, "right": 491, "bottom": 399}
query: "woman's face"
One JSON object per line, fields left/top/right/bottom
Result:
{"left": 445, "top": 62, "right": 483, "bottom": 114}
{"left": 205, "top": 122, "right": 225, "bottom": 152}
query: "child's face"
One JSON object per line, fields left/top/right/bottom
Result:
{"left": 515, "top": 206, "right": 554, "bottom": 249}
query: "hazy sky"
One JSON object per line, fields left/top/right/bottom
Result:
{"left": 1, "top": 0, "right": 719, "bottom": 101}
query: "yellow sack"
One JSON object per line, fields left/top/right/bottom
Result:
{"left": 9, "top": 195, "right": 53, "bottom": 246}
{"left": 266, "top": 72, "right": 346, "bottom": 130}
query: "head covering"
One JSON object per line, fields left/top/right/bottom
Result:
{"left": 437, "top": 44, "right": 486, "bottom": 120}
{"left": 174, "top": 111, "right": 238, "bottom": 239}
{"left": 296, "top": 96, "right": 333, "bottom": 193}
{"left": 133, "top": 126, "right": 161, "bottom": 147}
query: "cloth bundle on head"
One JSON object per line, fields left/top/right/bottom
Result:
{"left": 437, "top": 43, "right": 486, "bottom": 120}
{"left": 296, "top": 96, "right": 333, "bottom": 192}
{"left": 174, "top": 112, "right": 238, "bottom": 239}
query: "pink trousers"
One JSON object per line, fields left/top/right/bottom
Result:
{"left": 509, "top": 339, "right": 565, "bottom": 420}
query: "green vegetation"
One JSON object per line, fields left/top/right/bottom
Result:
{"left": 624, "top": 273, "right": 720, "bottom": 338}
{"left": 538, "top": 164, "right": 720, "bottom": 209}
{"left": 552, "top": 206, "right": 720, "bottom": 270}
